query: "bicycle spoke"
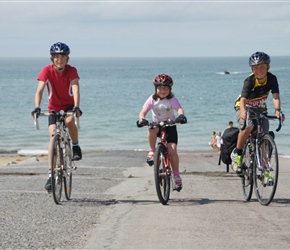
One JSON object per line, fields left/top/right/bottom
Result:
{"left": 241, "top": 141, "right": 253, "bottom": 201}
{"left": 64, "top": 145, "right": 73, "bottom": 200}
{"left": 51, "top": 135, "right": 63, "bottom": 205}
{"left": 253, "top": 134, "right": 279, "bottom": 206}
{"left": 154, "top": 144, "right": 171, "bottom": 205}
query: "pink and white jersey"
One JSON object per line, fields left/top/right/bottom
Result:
{"left": 37, "top": 65, "right": 80, "bottom": 112}
{"left": 142, "top": 95, "right": 181, "bottom": 122}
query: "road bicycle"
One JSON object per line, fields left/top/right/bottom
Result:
{"left": 137, "top": 120, "right": 181, "bottom": 205}
{"left": 34, "top": 110, "right": 79, "bottom": 205}
{"left": 240, "top": 106, "right": 282, "bottom": 206}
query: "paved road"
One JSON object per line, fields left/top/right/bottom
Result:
{"left": 1, "top": 150, "right": 290, "bottom": 249}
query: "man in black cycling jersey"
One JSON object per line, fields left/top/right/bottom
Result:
{"left": 231, "top": 51, "right": 284, "bottom": 173}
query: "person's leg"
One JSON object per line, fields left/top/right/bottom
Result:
{"left": 231, "top": 109, "right": 253, "bottom": 172}
{"left": 168, "top": 143, "right": 179, "bottom": 174}
{"left": 167, "top": 126, "right": 182, "bottom": 191}
{"left": 66, "top": 116, "right": 82, "bottom": 161}
{"left": 146, "top": 127, "right": 158, "bottom": 160}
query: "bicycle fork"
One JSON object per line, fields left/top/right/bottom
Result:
{"left": 159, "top": 149, "right": 171, "bottom": 178}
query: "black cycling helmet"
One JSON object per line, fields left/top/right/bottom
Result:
{"left": 153, "top": 74, "right": 173, "bottom": 87}
{"left": 50, "top": 42, "right": 70, "bottom": 56}
{"left": 249, "top": 51, "right": 270, "bottom": 67}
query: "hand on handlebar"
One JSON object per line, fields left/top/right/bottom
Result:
{"left": 31, "top": 107, "right": 41, "bottom": 118}
{"left": 136, "top": 119, "right": 149, "bottom": 128}
{"left": 175, "top": 114, "right": 187, "bottom": 124}
{"left": 72, "top": 106, "right": 82, "bottom": 117}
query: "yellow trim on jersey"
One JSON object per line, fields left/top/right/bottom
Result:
{"left": 251, "top": 78, "right": 267, "bottom": 91}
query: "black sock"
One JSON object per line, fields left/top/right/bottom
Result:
{"left": 237, "top": 148, "right": 243, "bottom": 155}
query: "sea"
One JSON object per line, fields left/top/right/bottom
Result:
{"left": 1, "top": 56, "right": 290, "bottom": 156}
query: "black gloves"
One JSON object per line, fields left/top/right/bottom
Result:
{"left": 175, "top": 114, "right": 187, "bottom": 124}
{"left": 31, "top": 107, "right": 41, "bottom": 118}
{"left": 72, "top": 106, "right": 82, "bottom": 117}
{"left": 137, "top": 119, "right": 149, "bottom": 127}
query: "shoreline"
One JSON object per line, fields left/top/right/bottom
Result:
{"left": 0, "top": 149, "right": 217, "bottom": 168}
{"left": 1, "top": 148, "right": 289, "bottom": 168}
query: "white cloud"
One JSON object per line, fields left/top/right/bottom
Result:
{"left": 0, "top": 1, "right": 289, "bottom": 57}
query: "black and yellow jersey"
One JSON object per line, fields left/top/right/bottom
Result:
{"left": 234, "top": 72, "right": 279, "bottom": 110}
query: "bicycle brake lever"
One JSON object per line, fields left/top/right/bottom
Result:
{"left": 34, "top": 113, "right": 39, "bottom": 130}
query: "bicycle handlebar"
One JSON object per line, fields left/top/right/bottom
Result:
{"left": 241, "top": 106, "right": 283, "bottom": 132}
{"left": 136, "top": 119, "right": 177, "bottom": 128}
{"left": 34, "top": 111, "right": 80, "bottom": 130}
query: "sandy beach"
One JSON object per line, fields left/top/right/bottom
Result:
{"left": 0, "top": 155, "right": 48, "bottom": 167}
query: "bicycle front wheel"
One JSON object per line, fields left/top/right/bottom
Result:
{"left": 154, "top": 144, "right": 171, "bottom": 205}
{"left": 241, "top": 141, "right": 253, "bottom": 201}
{"left": 51, "top": 134, "right": 63, "bottom": 205}
{"left": 64, "top": 145, "right": 73, "bottom": 200}
{"left": 253, "top": 134, "right": 279, "bottom": 206}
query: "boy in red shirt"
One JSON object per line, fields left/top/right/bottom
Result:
{"left": 32, "top": 42, "right": 82, "bottom": 191}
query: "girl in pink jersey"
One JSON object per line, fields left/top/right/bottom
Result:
{"left": 138, "top": 74, "right": 187, "bottom": 191}
{"left": 32, "top": 42, "right": 82, "bottom": 191}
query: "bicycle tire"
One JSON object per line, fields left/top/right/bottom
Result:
{"left": 253, "top": 134, "right": 279, "bottom": 206}
{"left": 241, "top": 140, "right": 254, "bottom": 201}
{"left": 51, "top": 134, "right": 63, "bottom": 205}
{"left": 154, "top": 144, "right": 171, "bottom": 205}
{"left": 64, "top": 143, "right": 72, "bottom": 200}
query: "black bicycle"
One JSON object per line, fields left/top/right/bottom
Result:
{"left": 34, "top": 110, "right": 79, "bottom": 204}
{"left": 240, "top": 107, "right": 282, "bottom": 206}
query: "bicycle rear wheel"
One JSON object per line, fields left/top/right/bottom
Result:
{"left": 64, "top": 144, "right": 73, "bottom": 200}
{"left": 241, "top": 141, "right": 253, "bottom": 201}
{"left": 253, "top": 134, "right": 279, "bottom": 206}
{"left": 154, "top": 144, "right": 171, "bottom": 205}
{"left": 51, "top": 134, "right": 63, "bottom": 205}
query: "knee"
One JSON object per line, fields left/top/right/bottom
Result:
{"left": 168, "top": 145, "right": 177, "bottom": 155}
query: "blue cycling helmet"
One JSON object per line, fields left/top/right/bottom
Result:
{"left": 249, "top": 52, "right": 270, "bottom": 67}
{"left": 50, "top": 42, "right": 70, "bottom": 56}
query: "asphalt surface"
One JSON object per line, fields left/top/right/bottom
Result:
{"left": 1, "top": 150, "right": 290, "bottom": 249}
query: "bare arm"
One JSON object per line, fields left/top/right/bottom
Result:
{"left": 176, "top": 107, "right": 184, "bottom": 116}
{"left": 34, "top": 81, "right": 46, "bottom": 108}
{"left": 139, "top": 108, "right": 148, "bottom": 121}
{"left": 71, "top": 78, "right": 80, "bottom": 107}
{"left": 239, "top": 97, "right": 247, "bottom": 120}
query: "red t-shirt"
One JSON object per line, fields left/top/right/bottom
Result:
{"left": 37, "top": 65, "right": 80, "bottom": 112}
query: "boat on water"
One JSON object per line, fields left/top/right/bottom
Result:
{"left": 224, "top": 70, "right": 230, "bottom": 74}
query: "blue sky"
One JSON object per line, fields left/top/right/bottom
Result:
{"left": 0, "top": 0, "right": 289, "bottom": 57}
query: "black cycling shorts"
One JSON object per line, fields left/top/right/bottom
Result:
{"left": 48, "top": 105, "right": 74, "bottom": 126}
{"left": 157, "top": 125, "right": 178, "bottom": 144}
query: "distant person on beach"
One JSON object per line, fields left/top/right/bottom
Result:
{"left": 231, "top": 51, "right": 284, "bottom": 173}
{"left": 227, "top": 121, "right": 234, "bottom": 129}
{"left": 220, "top": 121, "right": 234, "bottom": 144}
{"left": 138, "top": 74, "right": 187, "bottom": 191}
{"left": 216, "top": 131, "right": 222, "bottom": 152}
{"left": 208, "top": 131, "right": 218, "bottom": 150}
{"left": 31, "top": 42, "right": 82, "bottom": 191}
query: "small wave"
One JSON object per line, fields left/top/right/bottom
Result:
{"left": 216, "top": 71, "right": 241, "bottom": 75}
{"left": 279, "top": 154, "right": 290, "bottom": 158}
{"left": 17, "top": 149, "right": 48, "bottom": 156}
{"left": 0, "top": 149, "right": 18, "bottom": 155}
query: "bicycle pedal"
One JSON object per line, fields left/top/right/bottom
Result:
{"left": 146, "top": 159, "right": 154, "bottom": 166}
{"left": 173, "top": 186, "right": 182, "bottom": 192}
{"left": 173, "top": 187, "right": 182, "bottom": 192}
